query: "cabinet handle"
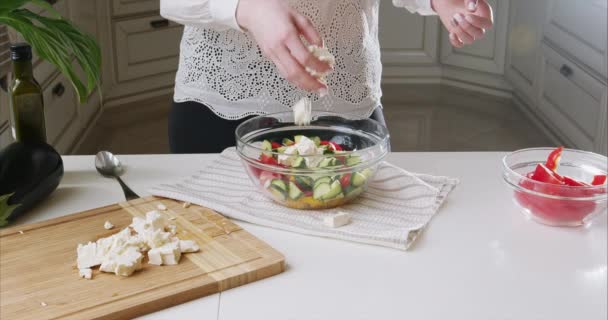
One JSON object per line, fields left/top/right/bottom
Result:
{"left": 52, "top": 82, "right": 65, "bottom": 97}
{"left": 45, "top": 0, "right": 58, "bottom": 5}
{"left": 150, "top": 19, "right": 170, "bottom": 29}
{"left": 560, "top": 64, "right": 573, "bottom": 78}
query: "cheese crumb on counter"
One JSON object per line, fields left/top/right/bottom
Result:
{"left": 157, "top": 204, "right": 167, "bottom": 211}
{"left": 182, "top": 202, "right": 191, "bottom": 208}
{"left": 40, "top": 302, "right": 47, "bottom": 307}
{"left": 18, "top": 230, "right": 24, "bottom": 235}
{"left": 323, "top": 211, "right": 352, "bottom": 228}
{"left": 103, "top": 221, "right": 114, "bottom": 230}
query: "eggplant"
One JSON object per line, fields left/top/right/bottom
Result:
{"left": 0, "top": 142, "right": 63, "bottom": 226}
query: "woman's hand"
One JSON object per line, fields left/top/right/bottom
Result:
{"left": 432, "top": 0, "right": 494, "bottom": 48}
{"left": 236, "top": 0, "right": 331, "bottom": 94}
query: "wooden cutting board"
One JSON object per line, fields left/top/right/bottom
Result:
{"left": 0, "top": 196, "right": 285, "bottom": 320}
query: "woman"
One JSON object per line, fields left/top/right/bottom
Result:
{"left": 161, "top": 0, "right": 493, "bottom": 153}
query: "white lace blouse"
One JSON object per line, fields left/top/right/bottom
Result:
{"left": 161, "top": 0, "right": 436, "bottom": 120}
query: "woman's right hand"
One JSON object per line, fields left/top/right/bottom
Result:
{"left": 236, "top": 0, "right": 331, "bottom": 94}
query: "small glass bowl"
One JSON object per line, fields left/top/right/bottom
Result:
{"left": 502, "top": 148, "right": 607, "bottom": 227}
{"left": 235, "top": 111, "right": 390, "bottom": 210}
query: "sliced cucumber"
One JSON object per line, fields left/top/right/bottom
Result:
{"left": 295, "top": 176, "right": 314, "bottom": 189}
{"left": 345, "top": 186, "right": 364, "bottom": 198}
{"left": 271, "top": 179, "right": 287, "bottom": 191}
{"left": 351, "top": 172, "right": 367, "bottom": 187}
{"left": 313, "top": 183, "right": 331, "bottom": 200}
{"left": 319, "top": 157, "right": 336, "bottom": 167}
{"left": 269, "top": 186, "right": 287, "bottom": 201}
{"left": 294, "top": 135, "right": 305, "bottom": 144}
{"left": 288, "top": 181, "right": 304, "bottom": 200}
{"left": 311, "top": 136, "right": 321, "bottom": 146}
{"left": 277, "top": 146, "right": 287, "bottom": 153}
{"left": 361, "top": 168, "right": 373, "bottom": 178}
{"left": 292, "top": 156, "right": 306, "bottom": 168}
{"left": 321, "top": 180, "right": 343, "bottom": 200}
{"left": 261, "top": 140, "right": 272, "bottom": 151}
{"left": 282, "top": 138, "right": 295, "bottom": 146}
{"left": 346, "top": 156, "right": 361, "bottom": 167}
{"left": 314, "top": 176, "right": 332, "bottom": 188}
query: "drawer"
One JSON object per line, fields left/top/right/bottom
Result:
{"left": 113, "top": 16, "right": 182, "bottom": 83}
{"left": 112, "top": 0, "right": 159, "bottom": 17}
{"left": 544, "top": 0, "right": 607, "bottom": 78}
{"left": 43, "top": 74, "right": 77, "bottom": 144}
{"left": 539, "top": 45, "right": 607, "bottom": 151}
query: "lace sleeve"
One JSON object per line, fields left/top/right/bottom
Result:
{"left": 160, "top": 0, "right": 243, "bottom": 31}
{"left": 392, "top": 0, "right": 437, "bottom": 15}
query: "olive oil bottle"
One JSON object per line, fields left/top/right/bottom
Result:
{"left": 9, "top": 43, "right": 47, "bottom": 144}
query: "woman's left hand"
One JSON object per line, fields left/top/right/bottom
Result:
{"left": 432, "top": 0, "right": 494, "bottom": 48}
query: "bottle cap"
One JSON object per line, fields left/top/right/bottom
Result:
{"left": 10, "top": 43, "right": 33, "bottom": 61}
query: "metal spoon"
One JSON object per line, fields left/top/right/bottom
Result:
{"left": 95, "top": 151, "right": 139, "bottom": 201}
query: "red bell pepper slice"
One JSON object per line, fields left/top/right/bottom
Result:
{"left": 545, "top": 146, "right": 563, "bottom": 171}
{"left": 320, "top": 141, "right": 330, "bottom": 146}
{"left": 530, "top": 164, "right": 564, "bottom": 185}
{"left": 260, "top": 153, "right": 278, "bottom": 166}
{"left": 591, "top": 175, "right": 607, "bottom": 185}
{"left": 562, "top": 176, "right": 590, "bottom": 187}
{"left": 271, "top": 142, "right": 282, "bottom": 149}
{"left": 339, "top": 173, "right": 352, "bottom": 188}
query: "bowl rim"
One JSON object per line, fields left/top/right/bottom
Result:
{"left": 235, "top": 111, "right": 390, "bottom": 156}
{"left": 502, "top": 147, "right": 607, "bottom": 201}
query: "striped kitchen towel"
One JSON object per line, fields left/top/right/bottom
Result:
{"left": 149, "top": 148, "right": 459, "bottom": 250}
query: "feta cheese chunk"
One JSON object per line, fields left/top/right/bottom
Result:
{"left": 77, "top": 242, "right": 100, "bottom": 269}
{"left": 79, "top": 268, "right": 92, "bottom": 280}
{"left": 307, "top": 45, "right": 335, "bottom": 86}
{"left": 179, "top": 240, "right": 200, "bottom": 253}
{"left": 148, "top": 240, "right": 182, "bottom": 266}
{"left": 104, "top": 221, "right": 114, "bottom": 230}
{"left": 146, "top": 210, "right": 168, "bottom": 231}
{"left": 323, "top": 211, "right": 352, "bottom": 228}
{"left": 157, "top": 204, "right": 167, "bottom": 211}
{"left": 293, "top": 97, "right": 312, "bottom": 126}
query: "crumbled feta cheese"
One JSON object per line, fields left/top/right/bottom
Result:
{"left": 278, "top": 136, "right": 325, "bottom": 167}
{"left": 147, "top": 248, "right": 163, "bottom": 266}
{"left": 79, "top": 268, "right": 92, "bottom": 280}
{"left": 157, "top": 204, "right": 167, "bottom": 211}
{"left": 77, "top": 242, "right": 100, "bottom": 269}
{"left": 158, "top": 241, "right": 181, "bottom": 265}
{"left": 323, "top": 212, "right": 352, "bottom": 228}
{"left": 182, "top": 202, "right": 191, "bottom": 208}
{"left": 130, "top": 216, "right": 148, "bottom": 235}
{"left": 104, "top": 221, "right": 114, "bottom": 230}
{"left": 307, "top": 45, "right": 335, "bottom": 86}
{"left": 168, "top": 224, "right": 177, "bottom": 235}
{"left": 179, "top": 240, "right": 200, "bottom": 253}
{"left": 18, "top": 230, "right": 24, "bottom": 235}
{"left": 40, "top": 302, "right": 47, "bottom": 307}
{"left": 293, "top": 97, "right": 312, "bottom": 126}
{"left": 146, "top": 210, "right": 168, "bottom": 231}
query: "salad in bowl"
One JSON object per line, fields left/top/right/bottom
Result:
{"left": 235, "top": 112, "right": 390, "bottom": 210}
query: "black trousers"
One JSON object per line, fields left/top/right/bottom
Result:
{"left": 168, "top": 101, "right": 387, "bottom": 154}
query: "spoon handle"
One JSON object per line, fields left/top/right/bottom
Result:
{"left": 115, "top": 176, "right": 139, "bottom": 200}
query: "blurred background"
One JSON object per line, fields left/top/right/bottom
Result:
{"left": 1, "top": 0, "right": 606, "bottom": 155}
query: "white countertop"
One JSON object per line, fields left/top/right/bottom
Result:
{"left": 13, "top": 153, "right": 608, "bottom": 320}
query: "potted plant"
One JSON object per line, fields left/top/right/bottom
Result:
{"left": 0, "top": 0, "right": 101, "bottom": 226}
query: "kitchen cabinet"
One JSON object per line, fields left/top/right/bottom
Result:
{"left": 505, "top": 0, "right": 608, "bottom": 155}
{"left": 0, "top": 0, "right": 102, "bottom": 153}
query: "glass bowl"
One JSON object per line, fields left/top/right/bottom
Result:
{"left": 503, "top": 148, "right": 607, "bottom": 227}
{"left": 235, "top": 111, "right": 390, "bottom": 210}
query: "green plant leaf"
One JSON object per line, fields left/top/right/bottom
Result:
{"left": 0, "top": 8, "right": 101, "bottom": 103}
{"left": 0, "top": 0, "right": 30, "bottom": 11}
{"left": 0, "top": 193, "right": 20, "bottom": 228}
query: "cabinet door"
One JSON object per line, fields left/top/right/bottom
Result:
{"left": 538, "top": 45, "right": 607, "bottom": 152}
{"left": 440, "top": 0, "right": 510, "bottom": 74}
{"left": 43, "top": 74, "right": 77, "bottom": 146}
{"left": 544, "top": 0, "right": 607, "bottom": 79}
{"left": 505, "top": 0, "right": 546, "bottom": 105}
{"left": 113, "top": 16, "right": 182, "bottom": 83}
{"left": 0, "top": 85, "right": 12, "bottom": 148}
{"left": 379, "top": 2, "right": 439, "bottom": 66}
{"left": 112, "top": 0, "right": 159, "bottom": 17}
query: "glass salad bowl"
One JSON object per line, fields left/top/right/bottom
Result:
{"left": 236, "top": 111, "right": 390, "bottom": 210}
{"left": 502, "top": 148, "right": 607, "bottom": 227}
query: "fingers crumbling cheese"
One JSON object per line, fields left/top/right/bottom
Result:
{"left": 306, "top": 45, "right": 336, "bottom": 85}
{"left": 76, "top": 209, "right": 200, "bottom": 278}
